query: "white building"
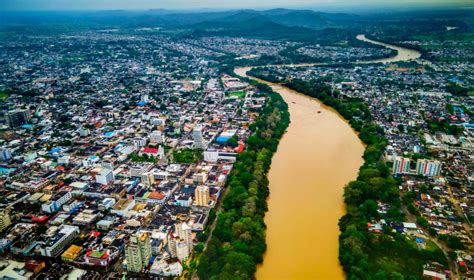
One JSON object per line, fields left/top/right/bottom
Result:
{"left": 150, "top": 258, "right": 183, "bottom": 277}
{"left": 130, "top": 164, "right": 152, "bottom": 177}
{"left": 204, "top": 150, "right": 219, "bottom": 163}
{"left": 133, "top": 137, "right": 147, "bottom": 149}
{"left": 41, "top": 192, "right": 73, "bottom": 213}
{"left": 392, "top": 156, "right": 411, "bottom": 175}
{"left": 149, "top": 130, "right": 164, "bottom": 145}
{"left": 193, "top": 125, "right": 207, "bottom": 150}
{"left": 175, "top": 222, "right": 193, "bottom": 254}
{"left": 78, "top": 127, "right": 90, "bottom": 137}
{"left": 41, "top": 225, "right": 80, "bottom": 257}
{"left": 415, "top": 159, "right": 441, "bottom": 177}
{"left": 175, "top": 240, "right": 189, "bottom": 261}
{"left": 96, "top": 169, "right": 114, "bottom": 185}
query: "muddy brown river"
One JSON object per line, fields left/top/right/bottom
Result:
{"left": 234, "top": 35, "right": 420, "bottom": 279}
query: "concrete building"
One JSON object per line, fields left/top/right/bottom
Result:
{"left": 141, "top": 172, "right": 155, "bottom": 186}
{"left": 41, "top": 225, "right": 80, "bottom": 257}
{"left": 126, "top": 232, "right": 152, "bottom": 273}
{"left": 416, "top": 159, "right": 442, "bottom": 177}
{"left": 96, "top": 169, "right": 114, "bottom": 185}
{"left": 392, "top": 156, "right": 411, "bottom": 175}
{"left": 175, "top": 222, "right": 193, "bottom": 253}
{"left": 194, "top": 185, "right": 210, "bottom": 207}
{"left": 175, "top": 240, "right": 189, "bottom": 261}
{"left": 5, "top": 109, "right": 30, "bottom": 128}
{"left": 193, "top": 125, "right": 207, "bottom": 150}
{"left": 149, "top": 130, "right": 163, "bottom": 144}
{"left": 0, "top": 208, "right": 11, "bottom": 232}
{"left": 0, "top": 148, "right": 12, "bottom": 162}
{"left": 41, "top": 192, "right": 73, "bottom": 214}
{"left": 78, "top": 127, "right": 90, "bottom": 137}
{"left": 203, "top": 150, "right": 218, "bottom": 163}
{"left": 167, "top": 234, "right": 177, "bottom": 258}
{"left": 0, "top": 260, "right": 34, "bottom": 280}
{"left": 133, "top": 137, "right": 147, "bottom": 149}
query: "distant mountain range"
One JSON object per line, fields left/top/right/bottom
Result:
{"left": 158, "top": 9, "right": 358, "bottom": 29}
{"left": 1, "top": 9, "right": 357, "bottom": 29}
{"left": 1, "top": 8, "right": 471, "bottom": 42}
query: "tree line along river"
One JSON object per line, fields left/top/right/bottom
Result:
{"left": 234, "top": 35, "right": 421, "bottom": 279}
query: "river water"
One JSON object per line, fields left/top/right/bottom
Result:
{"left": 234, "top": 35, "right": 420, "bottom": 280}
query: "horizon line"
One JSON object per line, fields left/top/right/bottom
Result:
{"left": 2, "top": 3, "right": 473, "bottom": 13}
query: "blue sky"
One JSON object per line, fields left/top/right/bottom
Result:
{"left": 2, "top": 0, "right": 472, "bottom": 11}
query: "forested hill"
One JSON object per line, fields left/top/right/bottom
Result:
{"left": 1, "top": 8, "right": 471, "bottom": 43}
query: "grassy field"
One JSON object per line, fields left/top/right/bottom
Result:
{"left": 227, "top": 91, "right": 246, "bottom": 98}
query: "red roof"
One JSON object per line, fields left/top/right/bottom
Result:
{"left": 32, "top": 216, "right": 49, "bottom": 223}
{"left": 148, "top": 191, "right": 165, "bottom": 200}
{"left": 143, "top": 147, "right": 159, "bottom": 154}
{"left": 234, "top": 142, "right": 245, "bottom": 153}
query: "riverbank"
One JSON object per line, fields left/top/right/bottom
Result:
{"left": 229, "top": 35, "right": 420, "bottom": 278}
{"left": 243, "top": 36, "right": 446, "bottom": 278}
{"left": 195, "top": 78, "right": 290, "bottom": 279}
{"left": 197, "top": 35, "right": 423, "bottom": 279}
{"left": 355, "top": 34, "right": 421, "bottom": 63}
{"left": 235, "top": 68, "right": 364, "bottom": 279}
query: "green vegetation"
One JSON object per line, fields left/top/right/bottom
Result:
{"left": 227, "top": 135, "right": 240, "bottom": 148}
{"left": 0, "top": 91, "right": 8, "bottom": 101}
{"left": 250, "top": 70, "right": 447, "bottom": 279}
{"left": 196, "top": 78, "right": 289, "bottom": 279}
{"left": 426, "top": 119, "right": 464, "bottom": 136}
{"left": 172, "top": 149, "right": 202, "bottom": 164}
{"left": 228, "top": 91, "right": 246, "bottom": 98}
{"left": 130, "top": 153, "right": 157, "bottom": 163}
{"left": 446, "top": 83, "right": 471, "bottom": 97}
{"left": 438, "top": 235, "right": 465, "bottom": 250}
{"left": 2, "top": 88, "right": 39, "bottom": 98}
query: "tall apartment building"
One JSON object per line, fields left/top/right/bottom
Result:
{"left": 168, "top": 222, "right": 193, "bottom": 261}
{"left": 195, "top": 185, "right": 210, "bottom": 207}
{"left": 126, "top": 232, "right": 152, "bottom": 273}
{"left": 392, "top": 156, "right": 411, "bottom": 175}
{"left": 175, "top": 222, "right": 193, "bottom": 253}
{"left": 416, "top": 159, "right": 442, "bottom": 177}
{"left": 193, "top": 125, "right": 207, "bottom": 150}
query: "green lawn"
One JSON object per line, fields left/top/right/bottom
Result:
{"left": 227, "top": 91, "right": 246, "bottom": 98}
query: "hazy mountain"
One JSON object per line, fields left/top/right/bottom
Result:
{"left": 1, "top": 8, "right": 355, "bottom": 29}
